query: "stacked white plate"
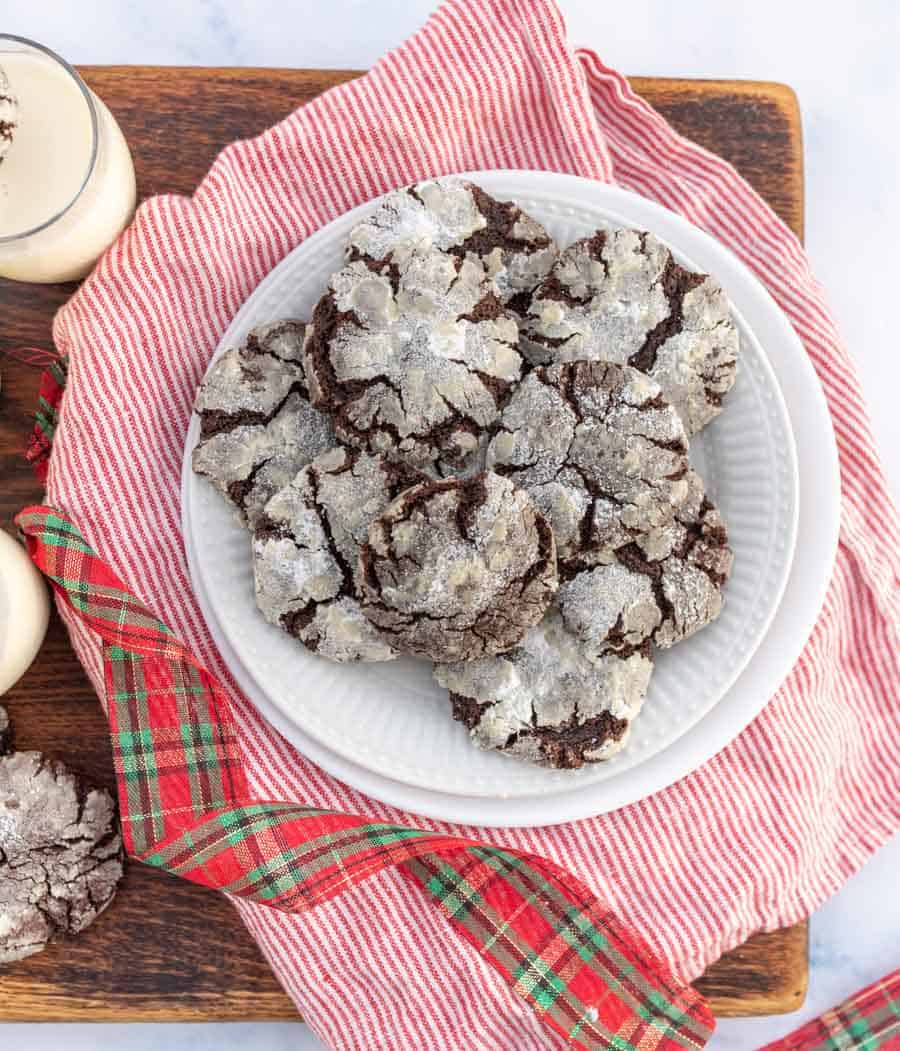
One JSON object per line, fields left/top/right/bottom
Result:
{"left": 181, "top": 172, "right": 840, "bottom": 827}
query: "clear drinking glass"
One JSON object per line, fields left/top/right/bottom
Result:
{"left": 0, "top": 34, "right": 137, "bottom": 283}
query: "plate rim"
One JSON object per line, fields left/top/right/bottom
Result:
{"left": 181, "top": 171, "right": 836, "bottom": 826}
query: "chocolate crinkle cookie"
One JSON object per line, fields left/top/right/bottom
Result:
{"left": 346, "top": 176, "right": 558, "bottom": 308}
{"left": 522, "top": 229, "right": 739, "bottom": 436}
{"left": 434, "top": 608, "right": 653, "bottom": 769}
{"left": 304, "top": 242, "right": 523, "bottom": 476}
{"left": 0, "top": 708, "right": 124, "bottom": 965}
{"left": 558, "top": 470, "right": 733, "bottom": 657}
{"left": 192, "top": 319, "right": 335, "bottom": 527}
{"left": 486, "top": 360, "right": 691, "bottom": 567}
{"left": 359, "top": 471, "right": 558, "bottom": 663}
{"left": 253, "top": 445, "right": 426, "bottom": 663}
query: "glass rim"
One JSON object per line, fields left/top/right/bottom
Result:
{"left": 0, "top": 33, "right": 99, "bottom": 245}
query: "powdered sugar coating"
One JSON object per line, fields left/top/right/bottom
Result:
{"left": 0, "top": 750, "right": 123, "bottom": 963}
{"left": 252, "top": 446, "right": 424, "bottom": 663}
{"left": 349, "top": 178, "right": 486, "bottom": 261}
{"left": 558, "top": 470, "right": 733, "bottom": 655}
{"left": 434, "top": 607, "right": 653, "bottom": 769}
{"left": 304, "top": 245, "right": 522, "bottom": 474}
{"left": 523, "top": 229, "right": 739, "bottom": 435}
{"left": 359, "top": 471, "right": 557, "bottom": 662}
{"left": 347, "top": 176, "right": 557, "bottom": 304}
{"left": 195, "top": 320, "right": 310, "bottom": 416}
{"left": 486, "top": 360, "right": 691, "bottom": 565}
{"left": 192, "top": 320, "right": 334, "bottom": 527}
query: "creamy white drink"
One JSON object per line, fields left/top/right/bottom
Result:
{"left": 0, "top": 529, "right": 49, "bottom": 696}
{"left": 0, "top": 36, "right": 136, "bottom": 283}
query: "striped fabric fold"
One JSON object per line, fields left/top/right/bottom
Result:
{"left": 27, "top": 0, "right": 900, "bottom": 1047}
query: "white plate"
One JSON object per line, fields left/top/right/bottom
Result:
{"left": 182, "top": 172, "right": 827, "bottom": 823}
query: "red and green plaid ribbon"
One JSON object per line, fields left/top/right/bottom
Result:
{"left": 761, "top": 970, "right": 900, "bottom": 1051}
{"left": 25, "top": 355, "right": 67, "bottom": 481}
{"left": 0, "top": 346, "right": 67, "bottom": 481}
{"left": 16, "top": 504, "right": 714, "bottom": 1050}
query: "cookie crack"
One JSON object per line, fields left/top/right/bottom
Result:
{"left": 306, "top": 465, "right": 356, "bottom": 596}
{"left": 453, "top": 185, "right": 553, "bottom": 260}
{"left": 345, "top": 247, "right": 401, "bottom": 294}
{"left": 506, "top": 707, "right": 629, "bottom": 769}
{"left": 628, "top": 258, "right": 706, "bottom": 374}
{"left": 244, "top": 321, "right": 309, "bottom": 368}
{"left": 198, "top": 380, "right": 305, "bottom": 439}
{"left": 614, "top": 543, "right": 675, "bottom": 635}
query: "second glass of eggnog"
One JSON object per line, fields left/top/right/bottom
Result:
{"left": 0, "top": 35, "right": 137, "bottom": 283}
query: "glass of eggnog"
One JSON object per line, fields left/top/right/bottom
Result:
{"left": 0, "top": 35, "right": 137, "bottom": 283}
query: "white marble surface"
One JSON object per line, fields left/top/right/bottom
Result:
{"left": 2, "top": 2, "right": 898, "bottom": 1048}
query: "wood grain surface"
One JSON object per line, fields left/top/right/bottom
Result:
{"left": 0, "top": 67, "right": 807, "bottom": 1021}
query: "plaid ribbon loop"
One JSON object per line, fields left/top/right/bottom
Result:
{"left": 16, "top": 504, "right": 714, "bottom": 1051}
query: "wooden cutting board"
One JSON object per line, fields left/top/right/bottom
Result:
{"left": 0, "top": 67, "right": 808, "bottom": 1021}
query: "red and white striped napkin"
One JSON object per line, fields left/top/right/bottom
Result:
{"left": 44, "top": 1, "right": 899, "bottom": 1046}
